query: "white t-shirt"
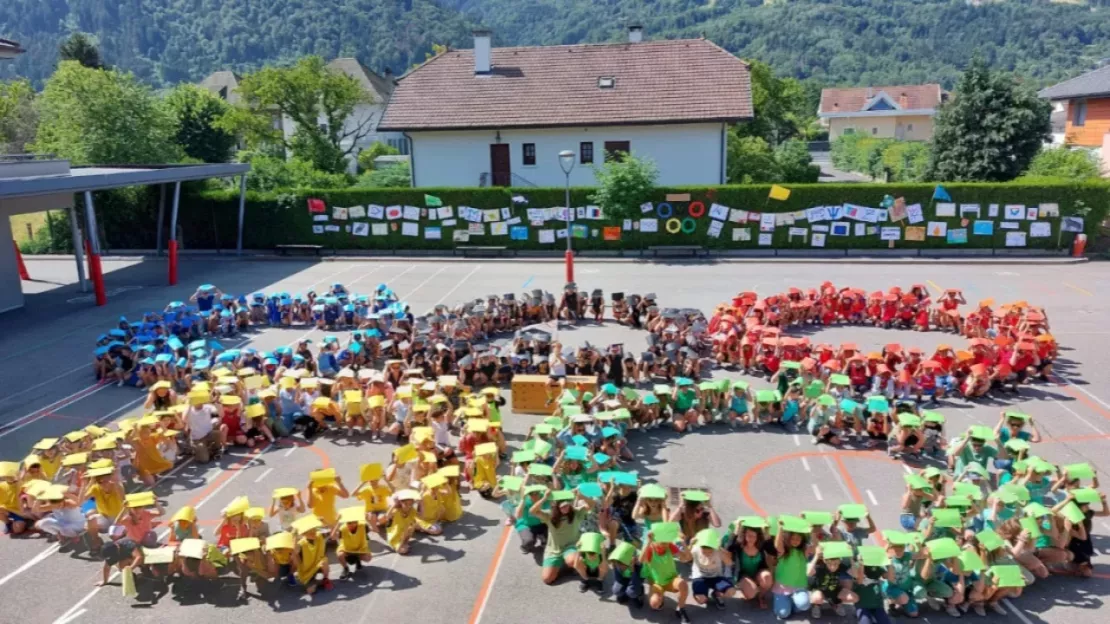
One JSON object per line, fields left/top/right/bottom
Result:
{"left": 549, "top": 353, "right": 566, "bottom": 377}
{"left": 432, "top": 419, "right": 451, "bottom": 448}
{"left": 186, "top": 405, "right": 217, "bottom": 441}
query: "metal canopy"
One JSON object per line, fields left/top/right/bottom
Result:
{"left": 0, "top": 163, "right": 250, "bottom": 199}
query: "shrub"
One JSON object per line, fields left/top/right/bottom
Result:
{"left": 589, "top": 154, "right": 659, "bottom": 218}
{"left": 355, "top": 162, "right": 412, "bottom": 187}
{"left": 1023, "top": 147, "right": 1102, "bottom": 181}
{"left": 356, "top": 141, "right": 401, "bottom": 172}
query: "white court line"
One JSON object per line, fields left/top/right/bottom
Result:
{"left": 344, "top": 264, "right": 386, "bottom": 287}
{"left": 0, "top": 363, "right": 92, "bottom": 405}
{"left": 464, "top": 528, "right": 511, "bottom": 624}
{"left": 903, "top": 465, "right": 912, "bottom": 474}
{"left": 55, "top": 608, "right": 86, "bottom": 624}
{"left": 825, "top": 456, "right": 855, "bottom": 500}
{"left": 1002, "top": 599, "right": 1035, "bottom": 624}
{"left": 307, "top": 263, "right": 362, "bottom": 292}
{"left": 1052, "top": 398, "right": 1106, "bottom": 435}
{"left": 1056, "top": 374, "right": 1110, "bottom": 410}
{"left": 801, "top": 457, "right": 811, "bottom": 472}
{"left": 811, "top": 484, "right": 824, "bottom": 501}
{"left": 0, "top": 384, "right": 110, "bottom": 439}
{"left": 867, "top": 489, "right": 879, "bottom": 506}
{"left": 52, "top": 446, "right": 268, "bottom": 624}
{"left": 284, "top": 446, "right": 298, "bottom": 458}
{"left": 396, "top": 266, "right": 448, "bottom": 301}
{"left": 355, "top": 553, "right": 403, "bottom": 624}
{"left": 793, "top": 434, "right": 800, "bottom": 447}
{"left": 432, "top": 265, "right": 483, "bottom": 307}
{"left": 253, "top": 467, "right": 274, "bottom": 483}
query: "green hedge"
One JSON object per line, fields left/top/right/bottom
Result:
{"left": 121, "top": 182, "right": 1108, "bottom": 252}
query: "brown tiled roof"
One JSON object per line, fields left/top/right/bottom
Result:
{"left": 819, "top": 84, "right": 944, "bottom": 115}
{"left": 379, "top": 39, "right": 752, "bottom": 131}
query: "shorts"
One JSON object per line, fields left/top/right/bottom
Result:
{"left": 549, "top": 374, "right": 566, "bottom": 382}
{"left": 278, "top": 563, "right": 292, "bottom": 578}
{"left": 3, "top": 511, "right": 27, "bottom": 530}
{"left": 692, "top": 576, "right": 733, "bottom": 597}
{"left": 543, "top": 547, "right": 576, "bottom": 568}
{"left": 89, "top": 513, "right": 112, "bottom": 532}
{"left": 651, "top": 577, "right": 683, "bottom": 594}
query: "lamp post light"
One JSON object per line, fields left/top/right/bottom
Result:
{"left": 558, "top": 149, "right": 575, "bottom": 284}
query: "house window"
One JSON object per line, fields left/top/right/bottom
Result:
{"left": 387, "top": 137, "right": 409, "bottom": 155}
{"left": 604, "top": 141, "right": 630, "bottom": 162}
{"left": 522, "top": 143, "right": 536, "bottom": 165}
{"left": 1073, "top": 99, "right": 1088, "bottom": 127}
{"left": 580, "top": 142, "right": 594, "bottom": 164}
{"left": 318, "top": 123, "right": 328, "bottom": 133}
{"left": 871, "top": 127, "right": 878, "bottom": 135}
{"left": 907, "top": 123, "right": 914, "bottom": 132}
{"left": 843, "top": 128, "right": 855, "bottom": 135}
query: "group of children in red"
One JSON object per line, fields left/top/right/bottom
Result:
{"left": 710, "top": 283, "right": 1057, "bottom": 402}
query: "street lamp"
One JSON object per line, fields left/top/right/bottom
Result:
{"left": 558, "top": 149, "right": 575, "bottom": 283}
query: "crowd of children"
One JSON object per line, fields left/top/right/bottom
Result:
{"left": 0, "top": 279, "right": 1100, "bottom": 622}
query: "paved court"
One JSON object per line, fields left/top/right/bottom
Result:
{"left": 1, "top": 256, "right": 1109, "bottom": 624}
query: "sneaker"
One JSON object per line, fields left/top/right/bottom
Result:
{"left": 945, "top": 605, "right": 962, "bottom": 618}
{"left": 926, "top": 598, "right": 942, "bottom": 611}
{"left": 339, "top": 569, "right": 351, "bottom": 581}
{"left": 811, "top": 604, "right": 822, "bottom": 618}
{"left": 321, "top": 579, "right": 334, "bottom": 592}
{"left": 812, "top": 435, "right": 820, "bottom": 445}
{"left": 579, "top": 580, "right": 590, "bottom": 593}
{"left": 617, "top": 593, "right": 630, "bottom": 605}
{"left": 713, "top": 594, "right": 726, "bottom": 609}
{"left": 633, "top": 596, "right": 644, "bottom": 609}
{"left": 675, "top": 607, "right": 691, "bottom": 623}
{"left": 989, "top": 603, "right": 1006, "bottom": 615}
{"left": 286, "top": 575, "right": 298, "bottom": 587}
{"left": 972, "top": 604, "right": 986, "bottom": 617}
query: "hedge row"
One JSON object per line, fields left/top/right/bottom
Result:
{"left": 104, "top": 182, "right": 1109, "bottom": 252}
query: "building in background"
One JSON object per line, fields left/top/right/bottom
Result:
{"left": 198, "top": 58, "right": 406, "bottom": 172}
{"left": 379, "top": 27, "right": 753, "bottom": 188}
{"left": 1039, "top": 64, "right": 1110, "bottom": 149}
{"left": 819, "top": 84, "right": 946, "bottom": 141}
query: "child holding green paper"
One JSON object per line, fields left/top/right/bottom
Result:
{"left": 641, "top": 522, "right": 693, "bottom": 622}
{"left": 531, "top": 489, "right": 592, "bottom": 585}
{"left": 690, "top": 528, "right": 735, "bottom": 609}
{"left": 808, "top": 542, "right": 858, "bottom": 617}
{"left": 772, "top": 516, "right": 812, "bottom": 620}
{"left": 1059, "top": 488, "right": 1108, "bottom": 576}
{"left": 726, "top": 519, "right": 774, "bottom": 609}
{"left": 852, "top": 546, "right": 895, "bottom": 624}
{"left": 573, "top": 531, "right": 609, "bottom": 592}
{"left": 608, "top": 540, "right": 645, "bottom": 607}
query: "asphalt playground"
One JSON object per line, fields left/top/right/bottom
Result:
{"left": 1, "top": 255, "right": 1109, "bottom": 624}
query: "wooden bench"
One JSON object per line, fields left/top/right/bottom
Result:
{"left": 275, "top": 244, "right": 324, "bottom": 256}
{"left": 511, "top": 374, "right": 598, "bottom": 415}
{"left": 648, "top": 245, "right": 707, "bottom": 258}
{"left": 457, "top": 245, "right": 510, "bottom": 258}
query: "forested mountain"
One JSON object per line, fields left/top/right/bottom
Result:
{"left": 5, "top": 0, "right": 1110, "bottom": 89}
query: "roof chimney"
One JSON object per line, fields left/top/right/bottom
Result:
{"left": 473, "top": 30, "right": 491, "bottom": 74}
{"left": 628, "top": 25, "right": 643, "bottom": 43}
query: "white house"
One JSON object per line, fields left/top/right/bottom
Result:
{"left": 819, "top": 84, "right": 947, "bottom": 141}
{"left": 199, "top": 59, "right": 408, "bottom": 172}
{"left": 378, "top": 28, "right": 753, "bottom": 187}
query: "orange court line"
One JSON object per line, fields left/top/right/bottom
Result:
{"left": 1052, "top": 376, "right": 1110, "bottom": 423}
{"left": 1040, "top": 432, "right": 1110, "bottom": 445}
{"left": 741, "top": 451, "right": 899, "bottom": 548}
{"left": 1062, "top": 282, "right": 1093, "bottom": 297}
{"left": 466, "top": 523, "right": 513, "bottom": 624}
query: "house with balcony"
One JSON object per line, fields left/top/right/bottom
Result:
{"left": 819, "top": 84, "right": 947, "bottom": 141}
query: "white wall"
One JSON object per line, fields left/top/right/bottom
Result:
{"left": 0, "top": 216, "right": 24, "bottom": 313}
{"left": 408, "top": 123, "right": 727, "bottom": 188}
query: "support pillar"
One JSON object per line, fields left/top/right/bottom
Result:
{"left": 155, "top": 183, "right": 166, "bottom": 255}
{"left": 84, "top": 191, "right": 106, "bottom": 306}
{"left": 168, "top": 181, "right": 181, "bottom": 286}
{"left": 69, "top": 204, "right": 87, "bottom": 293}
{"left": 236, "top": 174, "right": 247, "bottom": 256}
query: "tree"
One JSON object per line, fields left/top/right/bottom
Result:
{"left": 237, "top": 151, "right": 350, "bottom": 191}
{"left": 355, "top": 162, "right": 412, "bottom": 187}
{"left": 735, "top": 60, "right": 815, "bottom": 147}
{"left": 164, "top": 84, "right": 237, "bottom": 163}
{"left": 357, "top": 141, "right": 400, "bottom": 172}
{"left": 1022, "top": 147, "right": 1102, "bottom": 180}
{"left": 220, "top": 56, "right": 372, "bottom": 173}
{"left": 727, "top": 134, "right": 819, "bottom": 183}
{"left": 589, "top": 154, "right": 658, "bottom": 218}
{"left": 58, "top": 32, "right": 104, "bottom": 69}
{"left": 32, "top": 62, "right": 182, "bottom": 164}
{"left": 926, "top": 58, "right": 1052, "bottom": 182}
{"left": 0, "top": 79, "right": 37, "bottom": 153}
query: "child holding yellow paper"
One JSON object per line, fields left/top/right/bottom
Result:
{"left": 82, "top": 468, "right": 125, "bottom": 552}
{"left": 331, "top": 506, "right": 373, "bottom": 580}
{"left": 342, "top": 389, "right": 367, "bottom": 436}
{"left": 307, "top": 469, "right": 349, "bottom": 530}
{"left": 270, "top": 487, "right": 306, "bottom": 532}
{"left": 382, "top": 490, "right": 420, "bottom": 554}
{"left": 290, "top": 515, "right": 332, "bottom": 594}
{"left": 470, "top": 440, "right": 500, "bottom": 498}
{"left": 230, "top": 537, "right": 266, "bottom": 600}
{"left": 416, "top": 473, "right": 447, "bottom": 536}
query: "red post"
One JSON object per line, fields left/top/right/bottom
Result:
{"left": 168, "top": 240, "right": 178, "bottom": 285}
{"left": 564, "top": 249, "right": 575, "bottom": 284}
{"left": 88, "top": 251, "right": 106, "bottom": 306}
{"left": 12, "top": 240, "right": 29, "bottom": 280}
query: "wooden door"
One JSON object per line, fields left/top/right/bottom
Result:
{"left": 489, "top": 144, "right": 511, "bottom": 186}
